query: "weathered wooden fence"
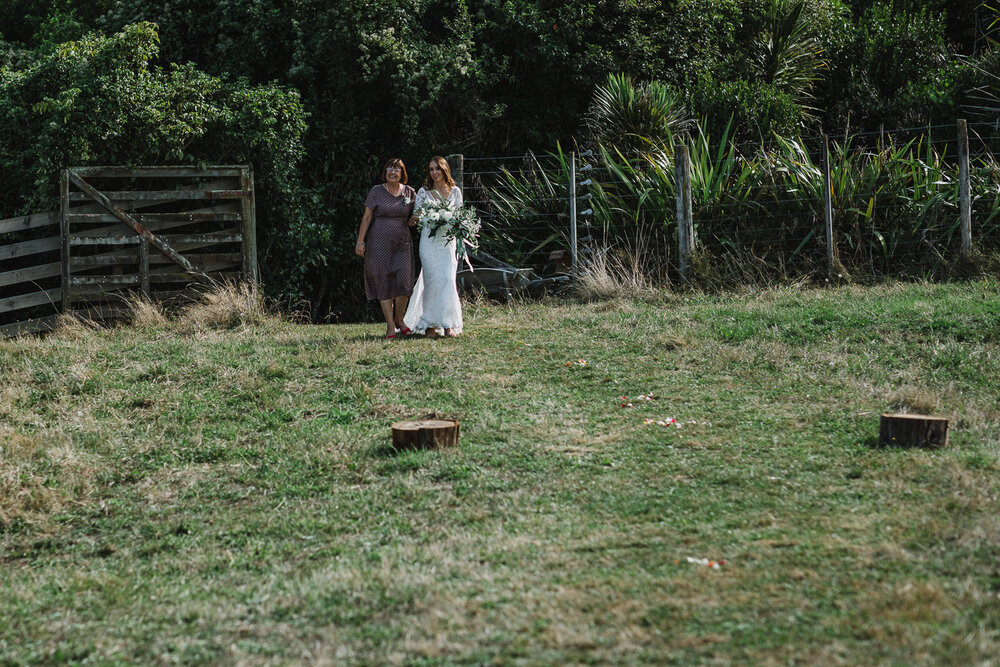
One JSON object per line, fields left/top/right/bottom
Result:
{"left": 0, "top": 165, "right": 256, "bottom": 337}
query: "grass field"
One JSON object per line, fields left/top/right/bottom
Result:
{"left": 1, "top": 281, "right": 999, "bottom": 664}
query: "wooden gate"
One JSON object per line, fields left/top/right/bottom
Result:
{"left": 61, "top": 165, "right": 257, "bottom": 313}
{"left": 0, "top": 165, "right": 256, "bottom": 337}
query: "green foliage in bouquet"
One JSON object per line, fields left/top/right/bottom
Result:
{"left": 415, "top": 198, "right": 482, "bottom": 263}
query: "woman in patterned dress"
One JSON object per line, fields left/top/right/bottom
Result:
{"left": 403, "top": 156, "right": 463, "bottom": 338}
{"left": 355, "top": 158, "right": 417, "bottom": 339}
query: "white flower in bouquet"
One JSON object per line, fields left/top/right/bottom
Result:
{"left": 415, "top": 198, "right": 481, "bottom": 264}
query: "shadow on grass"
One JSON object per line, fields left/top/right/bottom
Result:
{"left": 862, "top": 434, "right": 946, "bottom": 453}
{"left": 370, "top": 442, "right": 408, "bottom": 458}
{"left": 340, "top": 333, "right": 435, "bottom": 343}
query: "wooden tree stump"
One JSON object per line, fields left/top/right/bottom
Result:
{"left": 879, "top": 413, "right": 949, "bottom": 449}
{"left": 391, "top": 420, "right": 460, "bottom": 450}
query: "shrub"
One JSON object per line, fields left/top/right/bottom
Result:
{"left": 0, "top": 22, "right": 308, "bottom": 297}
{"left": 820, "top": 2, "right": 962, "bottom": 129}
{"left": 689, "top": 75, "right": 804, "bottom": 142}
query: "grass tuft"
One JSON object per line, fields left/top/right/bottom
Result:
{"left": 175, "top": 280, "right": 272, "bottom": 332}
{"left": 888, "top": 388, "right": 941, "bottom": 416}
{"left": 575, "top": 241, "right": 667, "bottom": 300}
{"left": 124, "top": 292, "right": 168, "bottom": 328}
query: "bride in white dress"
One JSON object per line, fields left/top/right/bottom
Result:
{"left": 403, "top": 156, "right": 464, "bottom": 338}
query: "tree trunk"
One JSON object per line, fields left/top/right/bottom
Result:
{"left": 879, "top": 413, "right": 949, "bottom": 449}
{"left": 391, "top": 419, "right": 460, "bottom": 449}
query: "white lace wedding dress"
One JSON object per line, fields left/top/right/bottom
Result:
{"left": 403, "top": 186, "right": 464, "bottom": 335}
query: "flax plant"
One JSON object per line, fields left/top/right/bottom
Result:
{"left": 830, "top": 136, "right": 955, "bottom": 272}
{"left": 488, "top": 122, "right": 1000, "bottom": 286}
{"left": 973, "top": 152, "right": 1000, "bottom": 242}
{"left": 486, "top": 146, "right": 574, "bottom": 264}
{"left": 592, "top": 144, "right": 673, "bottom": 245}
{"left": 763, "top": 135, "right": 824, "bottom": 264}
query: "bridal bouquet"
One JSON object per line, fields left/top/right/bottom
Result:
{"left": 415, "top": 198, "right": 481, "bottom": 264}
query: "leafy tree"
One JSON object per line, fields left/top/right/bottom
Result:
{"left": 689, "top": 74, "right": 804, "bottom": 142}
{"left": 820, "top": 2, "right": 964, "bottom": 129}
{"left": 747, "top": 0, "right": 828, "bottom": 118}
{"left": 0, "top": 22, "right": 308, "bottom": 289}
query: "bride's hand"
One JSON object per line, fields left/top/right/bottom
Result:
{"left": 408, "top": 216, "right": 417, "bottom": 227}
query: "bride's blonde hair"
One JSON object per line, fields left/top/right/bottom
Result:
{"left": 423, "top": 156, "right": 456, "bottom": 190}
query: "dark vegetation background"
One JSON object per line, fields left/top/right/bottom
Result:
{"left": 0, "top": 0, "right": 994, "bottom": 318}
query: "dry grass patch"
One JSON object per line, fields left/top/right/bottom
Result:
{"left": 51, "top": 312, "right": 105, "bottom": 339}
{"left": 137, "top": 463, "right": 220, "bottom": 505}
{"left": 123, "top": 293, "right": 168, "bottom": 327}
{"left": 859, "top": 580, "right": 957, "bottom": 636}
{"left": 174, "top": 280, "right": 273, "bottom": 333}
{"left": 575, "top": 242, "right": 669, "bottom": 301}
{"left": 888, "top": 387, "right": 942, "bottom": 416}
{"left": 0, "top": 431, "right": 98, "bottom": 529}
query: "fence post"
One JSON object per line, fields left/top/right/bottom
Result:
{"left": 822, "top": 135, "right": 836, "bottom": 278}
{"left": 240, "top": 165, "right": 258, "bottom": 283}
{"left": 448, "top": 153, "right": 464, "bottom": 191}
{"left": 139, "top": 236, "right": 150, "bottom": 298}
{"left": 569, "top": 151, "right": 578, "bottom": 276}
{"left": 59, "top": 168, "right": 71, "bottom": 314}
{"left": 675, "top": 143, "right": 694, "bottom": 279}
{"left": 958, "top": 119, "right": 972, "bottom": 258}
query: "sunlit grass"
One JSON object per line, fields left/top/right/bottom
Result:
{"left": 1, "top": 280, "right": 998, "bottom": 664}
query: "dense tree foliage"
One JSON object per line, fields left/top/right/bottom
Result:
{"left": 0, "top": 23, "right": 308, "bottom": 302}
{"left": 0, "top": 0, "right": 994, "bottom": 316}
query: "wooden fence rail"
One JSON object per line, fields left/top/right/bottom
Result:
{"left": 0, "top": 165, "right": 256, "bottom": 337}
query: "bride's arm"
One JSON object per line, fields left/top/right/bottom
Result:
{"left": 452, "top": 187, "right": 463, "bottom": 207}
{"left": 409, "top": 187, "right": 427, "bottom": 226}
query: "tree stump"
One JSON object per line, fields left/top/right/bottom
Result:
{"left": 391, "top": 420, "right": 460, "bottom": 450}
{"left": 879, "top": 413, "right": 949, "bottom": 449}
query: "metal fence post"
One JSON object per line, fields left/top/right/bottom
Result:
{"left": 958, "top": 119, "right": 972, "bottom": 258}
{"left": 569, "top": 151, "right": 578, "bottom": 276}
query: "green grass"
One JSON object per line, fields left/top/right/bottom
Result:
{"left": 2, "top": 281, "right": 999, "bottom": 664}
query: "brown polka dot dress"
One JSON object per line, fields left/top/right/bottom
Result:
{"left": 363, "top": 184, "right": 417, "bottom": 301}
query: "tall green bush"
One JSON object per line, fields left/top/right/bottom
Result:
{"left": 0, "top": 0, "right": 986, "bottom": 311}
{"left": 689, "top": 75, "right": 804, "bottom": 142}
{"left": 820, "top": 2, "right": 963, "bottom": 128}
{"left": 0, "top": 22, "right": 308, "bottom": 290}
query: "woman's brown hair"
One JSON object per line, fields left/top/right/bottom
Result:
{"left": 382, "top": 158, "right": 408, "bottom": 184}
{"left": 422, "top": 156, "right": 455, "bottom": 190}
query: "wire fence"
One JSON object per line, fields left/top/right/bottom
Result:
{"left": 457, "top": 119, "right": 999, "bottom": 285}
